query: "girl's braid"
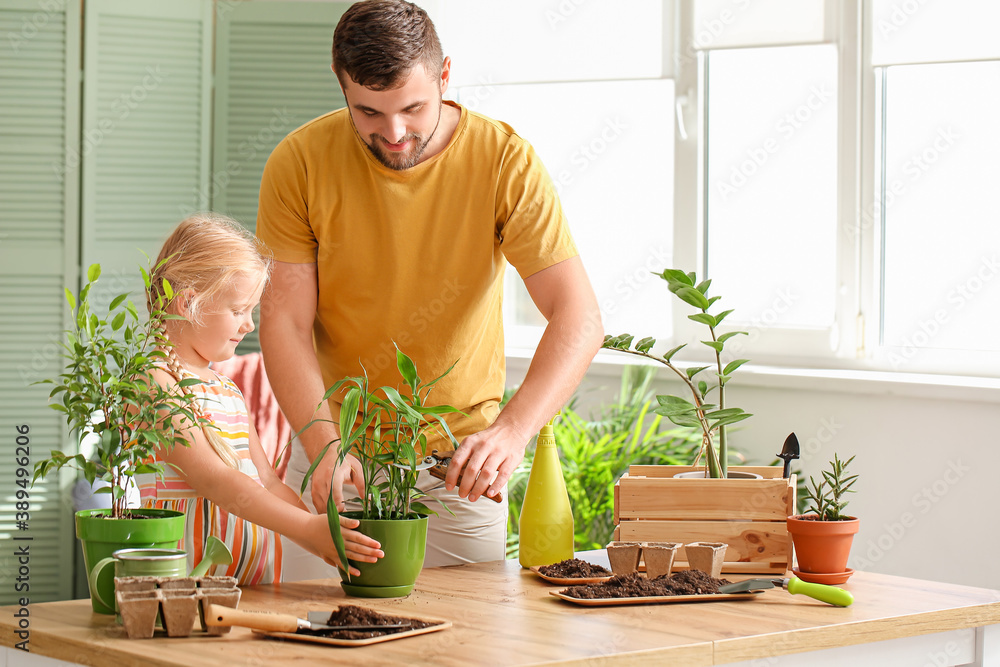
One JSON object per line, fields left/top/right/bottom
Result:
{"left": 151, "top": 308, "right": 240, "bottom": 470}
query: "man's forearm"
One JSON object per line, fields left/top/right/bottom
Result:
{"left": 259, "top": 320, "right": 338, "bottom": 464}
{"left": 496, "top": 302, "right": 603, "bottom": 438}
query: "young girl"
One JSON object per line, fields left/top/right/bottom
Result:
{"left": 137, "top": 213, "right": 383, "bottom": 584}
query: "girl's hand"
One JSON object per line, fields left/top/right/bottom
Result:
{"left": 301, "top": 513, "right": 383, "bottom": 577}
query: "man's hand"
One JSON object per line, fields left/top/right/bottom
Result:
{"left": 445, "top": 420, "right": 528, "bottom": 502}
{"left": 310, "top": 452, "right": 364, "bottom": 512}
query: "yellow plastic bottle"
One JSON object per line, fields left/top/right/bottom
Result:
{"left": 518, "top": 416, "right": 574, "bottom": 568}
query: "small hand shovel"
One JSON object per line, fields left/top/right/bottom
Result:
{"left": 718, "top": 577, "right": 853, "bottom": 607}
{"left": 205, "top": 604, "right": 410, "bottom": 632}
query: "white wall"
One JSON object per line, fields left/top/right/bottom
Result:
{"left": 509, "top": 354, "right": 1000, "bottom": 590}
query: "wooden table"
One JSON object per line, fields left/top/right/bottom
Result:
{"left": 2, "top": 559, "right": 999, "bottom": 666}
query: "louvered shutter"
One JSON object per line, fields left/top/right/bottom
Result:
{"left": 214, "top": 1, "right": 349, "bottom": 353}
{"left": 80, "top": 0, "right": 213, "bottom": 296}
{"left": 0, "top": 0, "right": 81, "bottom": 605}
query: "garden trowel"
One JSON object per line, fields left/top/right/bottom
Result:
{"left": 776, "top": 432, "right": 800, "bottom": 478}
{"left": 205, "top": 604, "right": 410, "bottom": 632}
{"left": 718, "top": 577, "right": 853, "bottom": 606}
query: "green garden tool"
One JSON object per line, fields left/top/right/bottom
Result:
{"left": 718, "top": 577, "right": 853, "bottom": 606}
{"left": 189, "top": 536, "right": 233, "bottom": 577}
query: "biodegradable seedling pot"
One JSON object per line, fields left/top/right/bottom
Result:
{"left": 606, "top": 542, "right": 642, "bottom": 575}
{"left": 685, "top": 542, "right": 727, "bottom": 578}
{"left": 116, "top": 591, "right": 161, "bottom": 640}
{"left": 160, "top": 589, "right": 198, "bottom": 637}
{"left": 642, "top": 542, "right": 681, "bottom": 579}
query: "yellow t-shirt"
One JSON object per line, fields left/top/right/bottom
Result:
{"left": 256, "top": 101, "right": 577, "bottom": 451}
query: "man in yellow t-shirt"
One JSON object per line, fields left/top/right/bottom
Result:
{"left": 257, "top": 0, "right": 602, "bottom": 578}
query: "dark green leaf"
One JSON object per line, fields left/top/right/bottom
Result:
{"left": 685, "top": 365, "right": 709, "bottom": 379}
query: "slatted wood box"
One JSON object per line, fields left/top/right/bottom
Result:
{"left": 613, "top": 465, "right": 796, "bottom": 574}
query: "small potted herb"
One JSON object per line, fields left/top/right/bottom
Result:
{"left": 787, "top": 454, "right": 860, "bottom": 583}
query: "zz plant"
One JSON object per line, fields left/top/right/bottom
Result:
{"left": 603, "top": 268, "right": 752, "bottom": 478}
{"left": 32, "top": 263, "right": 209, "bottom": 519}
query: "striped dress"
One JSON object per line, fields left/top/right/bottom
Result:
{"left": 138, "top": 368, "right": 282, "bottom": 584}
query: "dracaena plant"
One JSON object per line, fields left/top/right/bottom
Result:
{"left": 301, "top": 346, "right": 463, "bottom": 577}
{"left": 803, "top": 454, "right": 858, "bottom": 521}
{"left": 32, "top": 263, "right": 209, "bottom": 519}
{"left": 602, "top": 269, "right": 752, "bottom": 478}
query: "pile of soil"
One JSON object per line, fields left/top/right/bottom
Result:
{"left": 298, "top": 605, "right": 434, "bottom": 640}
{"left": 561, "top": 570, "right": 732, "bottom": 599}
{"left": 539, "top": 558, "right": 611, "bottom": 578}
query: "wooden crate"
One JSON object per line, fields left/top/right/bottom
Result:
{"left": 613, "top": 464, "right": 796, "bottom": 574}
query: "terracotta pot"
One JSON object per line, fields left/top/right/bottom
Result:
{"left": 787, "top": 514, "right": 860, "bottom": 576}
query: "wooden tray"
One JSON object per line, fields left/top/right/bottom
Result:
{"left": 550, "top": 590, "right": 761, "bottom": 606}
{"left": 252, "top": 617, "right": 451, "bottom": 647}
{"left": 529, "top": 565, "right": 612, "bottom": 586}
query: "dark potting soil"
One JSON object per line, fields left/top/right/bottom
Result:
{"left": 296, "top": 605, "right": 434, "bottom": 640}
{"left": 538, "top": 558, "right": 612, "bottom": 578}
{"left": 560, "top": 570, "right": 732, "bottom": 599}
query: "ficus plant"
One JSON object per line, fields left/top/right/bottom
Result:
{"left": 32, "top": 262, "right": 209, "bottom": 519}
{"left": 603, "top": 268, "right": 752, "bottom": 478}
{"left": 802, "top": 454, "right": 858, "bottom": 521}
{"left": 301, "top": 346, "right": 463, "bottom": 579}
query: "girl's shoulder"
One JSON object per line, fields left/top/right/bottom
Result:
{"left": 209, "top": 369, "right": 244, "bottom": 397}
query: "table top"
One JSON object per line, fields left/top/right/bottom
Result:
{"left": 3, "top": 559, "right": 1000, "bottom": 666}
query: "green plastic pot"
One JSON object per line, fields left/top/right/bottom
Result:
{"left": 339, "top": 512, "right": 428, "bottom": 598}
{"left": 76, "top": 508, "right": 186, "bottom": 614}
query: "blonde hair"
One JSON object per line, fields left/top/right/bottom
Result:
{"left": 149, "top": 213, "right": 272, "bottom": 470}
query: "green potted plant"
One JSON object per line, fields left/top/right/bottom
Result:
{"left": 303, "top": 345, "right": 463, "bottom": 598}
{"left": 32, "top": 263, "right": 206, "bottom": 614}
{"left": 787, "top": 454, "right": 860, "bottom": 584}
{"left": 602, "top": 268, "right": 752, "bottom": 478}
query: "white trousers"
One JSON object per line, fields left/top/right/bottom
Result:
{"left": 280, "top": 438, "right": 508, "bottom": 582}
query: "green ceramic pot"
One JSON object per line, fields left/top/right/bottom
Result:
{"left": 339, "top": 512, "right": 428, "bottom": 598}
{"left": 76, "top": 508, "right": 186, "bottom": 614}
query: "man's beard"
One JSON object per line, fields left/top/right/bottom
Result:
{"left": 365, "top": 104, "right": 442, "bottom": 170}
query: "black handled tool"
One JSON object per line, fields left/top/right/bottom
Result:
{"left": 777, "top": 432, "right": 800, "bottom": 478}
